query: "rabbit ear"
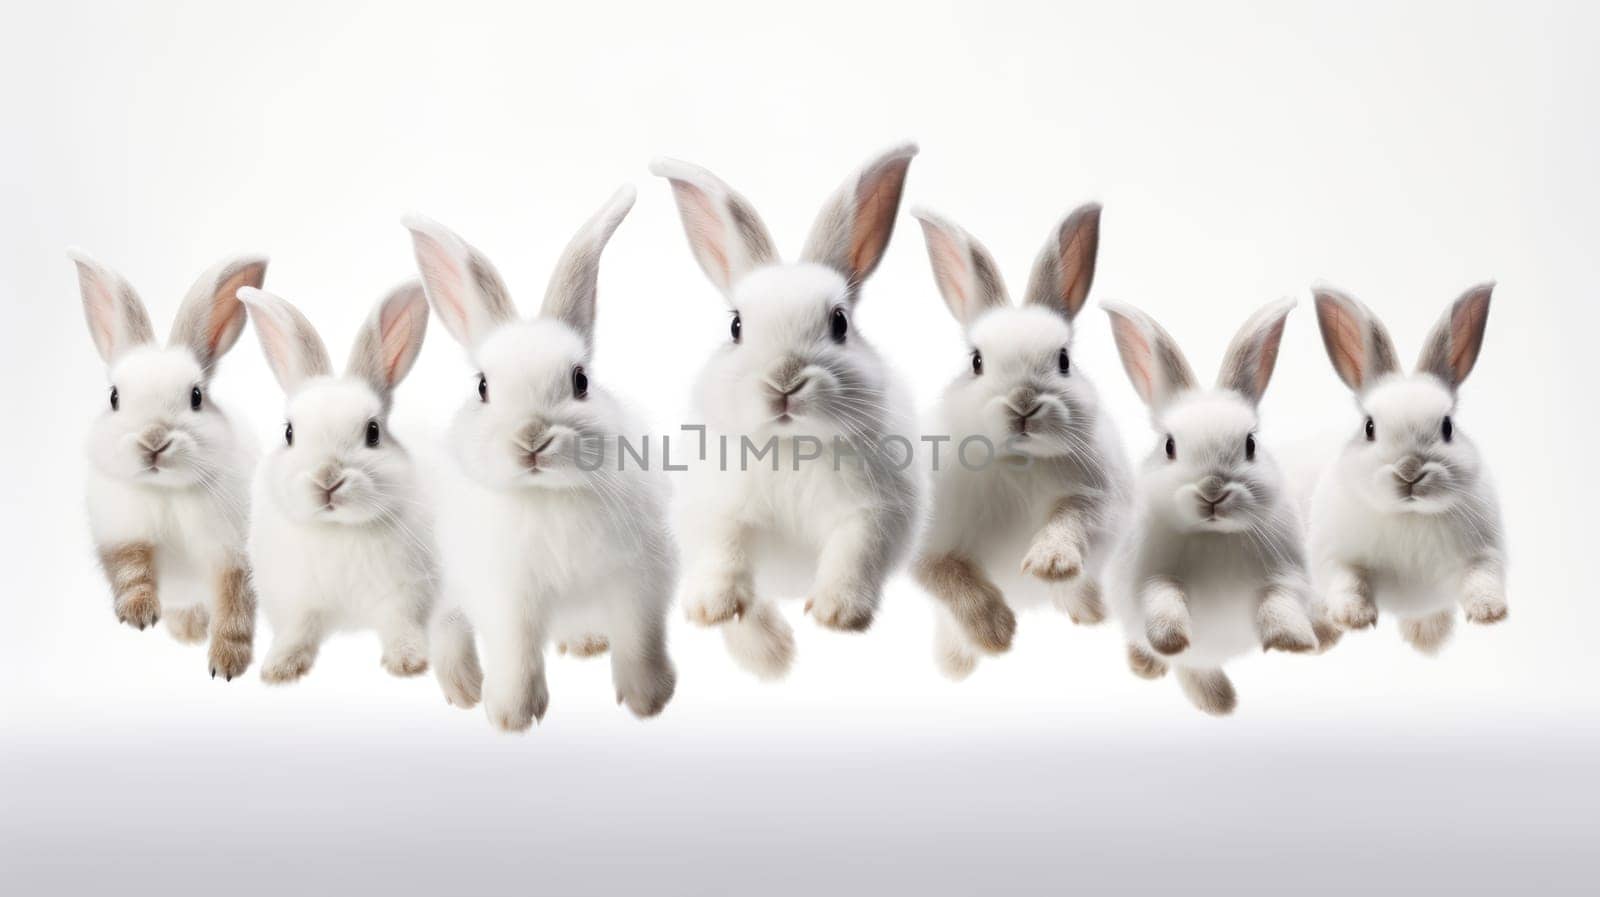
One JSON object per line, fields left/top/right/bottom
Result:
{"left": 539, "top": 185, "right": 634, "bottom": 347}
{"left": 1312, "top": 286, "right": 1400, "bottom": 393}
{"left": 237, "top": 287, "right": 332, "bottom": 393}
{"left": 402, "top": 215, "right": 517, "bottom": 350}
{"left": 1102, "top": 302, "right": 1196, "bottom": 409}
{"left": 348, "top": 281, "right": 429, "bottom": 397}
{"left": 1416, "top": 282, "right": 1493, "bottom": 390}
{"left": 911, "top": 208, "right": 1009, "bottom": 326}
{"left": 1218, "top": 299, "right": 1295, "bottom": 406}
{"left": 800, "top": 142, "right": 919, "bottom": 294}
{"left": 168, "top": 255, "right": 264, "bottom": 374}
{"left": 1022, "top": 203, "right": 1101, "bottom": 321}
{"left": 69, "top": 250, "right": 155, "bottom": 364}
{"left": 650, "top": 157, "right": 778, "bottom": 296}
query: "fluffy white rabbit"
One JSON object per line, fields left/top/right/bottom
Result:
{"left": 1307, "top": 284, "right": 1505, "bottom": 654}
{"left": 72, "top": 250, "right": 263, "bottom": 679}
{"left": 404, "top": 186, "right": 676, "bottom": 731}
{"left": 908, "top": 205, "right": 1132, "bottom": 679}
{"left": 1103, "top": 299, "right": 1320, "bottom": 715}
{"left": 651, "top": 144, "right": 921, "bottom": 679}
{"left": 238, "top": 282, "right": 442, "bottom": 684}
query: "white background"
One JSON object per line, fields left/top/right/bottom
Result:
{"left": 2, "top": 1, "right": 1596, "bottom": 893}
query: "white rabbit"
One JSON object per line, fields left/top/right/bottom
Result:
{"left": 238, "top": 282, "right": 443, "bottom": 685}
{"left": 1307, "top": 284, "right": 1505, "bottom": 654}
{"left": 651, "top": 144, "right": 921, "bottom": 679}
{"left": 72, "top": 250, "right": 263, "bottom": 680}
{"left": 908, "top": 205, "right": 1132, "bottom": 679}
{"left": 1103, "top": 299, "right": 1320, "bottom": 715}
{"left": 404, "top": 186, "right": 677, "bottom": 731}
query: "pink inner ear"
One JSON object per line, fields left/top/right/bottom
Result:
{"left": 1251, "top": 316, "right": 1287, "bottom": 398}
{"left": 1450, "top": 292, "right": 1490, "bottom": 381}
{"left": 672, "top": 181, "right": 730, "bottom": 287}
{"left": 1110, "top": 316, "right": 1157, "bottom": 404}
{"left": 925, "top": 227, "right": 971, "bottom": 311}
{"left": 414, "top": 234, "right": 469, "bottom": 336}
{"left": 848, "top": 158, "right": 910, "bottom": 277}
{"left": 1316, "top": 297, "right": 1366, "bottom": 388}
{"left": 379, "top": 298, "right": 422, "bottom": 385}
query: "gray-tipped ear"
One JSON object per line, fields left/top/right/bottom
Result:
{"left": 1416, "top": 282, "right": 1493, "bottom": 390}
{"left": 402, "top": 215, "right": 517, "bottom": 350}
{"left": 650, "top": 157, "right": 778, "bottom": 297}
{"left": 1218, "top": 299, "right": 1295, "bottom": 406}
{"left": 1312, "top": 285, "right": 1400, "bottom": 393}
{"left": 539, "top": 185, "right": 634, "bottom": 347}
{"left": 169, "top": 255, "right": 265, "bottom": 374}
{"left": 236, "top": 287, "right": 332, "bottom": 394}
{"left": 1022, "top": 203, "right": 1101, "bottom": 321}
{"left": 1102, "top": 302, "right": 1196, "bottom": 410}
{"left": 800, "top": 141, "right": 918, "bottom": 293}
{"left": 348, "top": 281, "right": 429, "bottom": 397}
{"left": 911, "top": 208, "right": 1009, "bottom": 326}
{"left": 69, "top": 250, "right": 155, "bottom": 365}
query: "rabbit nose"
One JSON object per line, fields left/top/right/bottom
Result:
{"left": 1196, "top": 476, "right": 1227, "bottom": 504}
{"left": 1394, "top": 456, "right": 1424, "bottom": 484}
{"left": 517, "top": 428, "right": 554, "bottom": 470}
{"left": 138, "top": 426, "right": 172, "bottom": 453}
{"left": 766, "top": 357, "right": 808, "bottom": 394}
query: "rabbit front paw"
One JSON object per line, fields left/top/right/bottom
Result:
{"left": 614, "top": 655, "right": 676, "bottom": 718}
{"left": 806, "top": 583, "right": 876, "bottom": 632}
{"left": 1463, "top": 592, "right": 1508, "bottom": 625}
{"left": 115, "top": 586, "right": 161, "bottom": 631}
{"left": 208, "top": 631, "right": 252, "bottom": 681}
{"left": 485, "top": 678, "right": 548, "bottom": 733}
{"left": 260, "top": 645, "right": 315, "bottom": 684}
{"left": 682, "top": 573, "right": 752, "bottom": 626}
{"left": 381, "top": 645, "right": 429, "bottom": 677}
{"left": 1329, "top": 593, "right": 1378, "bottom": 630}
{"left": 1020, "top": 535, "right": 1083, "bottom": 582}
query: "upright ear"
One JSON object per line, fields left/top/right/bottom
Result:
{"left": 1022, "top": 203, "right": 1101, "bottom": 321}
{"left": 68, "top": 250, "right": 155, "bottom": 364}
{"left": 1416, "top": 282, "right": 1493, "bottom": 390}
{"left": 1311, "top": 285, "right": 1400, "bottom": 393}
{"left": 540, "top": 185, "right": 634, "bottom": 348}
{"left": 348, "top": 281, "right": 430, "bottom": 397}
{"left": 800, "top": 141, "right": 919, "bottom": 292}
{"left": 910, "top": 208, "right": 1009, "bottom": 326}
{"left": 1102, "top": 302, "right": 1196, "bottom": 410}
{"left": 650, "top": 157, "right": 778, "bottom": 297}
{"left": 1218, "top": 298, "right": 1295, "bottom": 406}
{"left": 402, "top": 215, "right": 517, "bottom": 350}
{"left": 236, "top": 287, "right": 332, "bottom": 394}
{"left": 169, "top": 255, "right": 265, "bottom": 374}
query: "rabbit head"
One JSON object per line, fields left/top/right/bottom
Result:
{"left": 1313, "top": 283, "right": 1493, "bottom": 515}
{"left": 1106, "top": 299, "right": 1295, "bottom": 535}
{"left": 912, "top": 204, "right": 1103, "bottom": 458}
{"left": 404, "top": 187, "right": 635, "bottom": 491}
{"left": 73, "top": 250, "right": 263, "bottom": 488}
{"left": 239, "top": 282, "right": 429, "bottom": 525}
{"left": 651, "top": 143, "right": 917, "bottom": 441}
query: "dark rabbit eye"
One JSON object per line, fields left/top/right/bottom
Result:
{"left": 1058, "top": 348, "right": 1071, "bottom": 376}
{"left": 1364, "top": 417, "right": 1376, "bottom": 442}
{"left": 366, "top": 420, "right": 380, "bottom": 448}
{"left": 1165, "top": 435, "right": 1176, "bottom": 460}
{"left": 1245, "top": 433, "right": 1257, "bottom": 461}
{"left": 285, "top": 422, "right": 294, "bottom": 446}
{"left": 109, "top": 386, "right": 119, "bottom": 411}
{"left": 572, "top": 365, "right": 589, "bottom": 399}
{"left": 190, "top": 386, "right": 203, "bottom": 411}
{"left": 478, "top": 374, "right": 488, "bottom": 403}
{"left": 1441, "top": 416, "right": 1454, "bottom": 442}
{"left": 730, "top": 312, "right": 742, "bottom": 343}
{"left": 971, "top": 350, "right": 983, "bottom": 376}
{"left": 830, "top": 307, "right": 849, "bottom": 344}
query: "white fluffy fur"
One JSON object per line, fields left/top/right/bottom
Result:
{"left": 405, "top": 186, "right": 678, "bottom": 731}
{"left": 910, "top": 206, "right": 1132, "bottom": 677}
{"left": 1308, "top": 285, "right": 1506, "bottom": 652}
{"left": 73, "top": 250, "right": 261, "bottom": 674}
{"left": 1104, "top": 299, "right": 1316, "bottom": 715}
{"left": 239, "top": 283, "right": 442, "bottom": 685}
{"left": 653, "top": 145, "right": 922, "bottom": 679}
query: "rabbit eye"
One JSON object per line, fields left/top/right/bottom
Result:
{"left": 1058, "top": 348, "right": 1070, "bottom": 376}
{"left": 1364, "top": 417, "right": 1376, "bottom": 442}
{"left": 284, "top": 422, "right": 294, "bottom": 447}
{"left": 971, "top": 350, "right": 983, "bottom": 376}
{"left": 572, "top": 365, "right": 589, "bottom": 400}
{"left": 1165, "top": 435, "right": 1176, "bottom": 460}
{"left": 1245, "top": 433, "right": 1257, "bottom": 461}
{"left": 1441, "top": 416, "right": 1453, "bottom": 442}
{"left": 730, "top": 312, "right": 742, "bottom": 344}
{"left": 109, "top": 386, "right": 119, "bottom": 412}
{"left": 478, "top": 374, "right": 488, "bottom": 403}
{"left": 830, "top": 308, "right": 849, "bottom": 344}
{"left": 190, "top": 386, "right": 203, "bottom": 411}
{"left": 366, "top": 420, "right": 380, "bottom": 448}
